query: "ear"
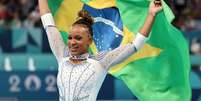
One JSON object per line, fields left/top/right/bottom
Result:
{"left": 88, "top": 37, "right": 92, "bottom": 45}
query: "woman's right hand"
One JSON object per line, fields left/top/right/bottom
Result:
{"left": 148, "top": 0, "right": 163, "bottom": 17}
{"left": 138, "top": 0, "right": 163, "bottom": 37}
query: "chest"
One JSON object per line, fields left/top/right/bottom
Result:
{"left": 57, "top": 58, "right": 107, "bottom": 100}
{"left": 60, "top": 61, "right": 95, "bottom": 87}
{"left": 57, "top": 59, "right": 106, "bottom": 89}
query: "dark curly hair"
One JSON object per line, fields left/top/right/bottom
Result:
{"left": 73, "top": 10, "right": 94, "bottom": 37}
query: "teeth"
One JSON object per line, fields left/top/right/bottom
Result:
{"left": 70, "top": 46, "right": 78, "bottom": 48}
{"left": 71, "top": 47, "right": 78, "bottom": 48}
{"left": 72, "top": 47, "right": 78, "bottom": 48}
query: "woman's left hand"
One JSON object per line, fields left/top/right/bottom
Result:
{"left": 149, "top": 0, "right": 163, "bottom": 17}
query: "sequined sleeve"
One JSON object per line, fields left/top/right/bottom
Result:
{"left": 45, "top": 26, "right": 67, "bottom": 62}
{"left": 96, "top": 43, "right": 137, "bottom": 70}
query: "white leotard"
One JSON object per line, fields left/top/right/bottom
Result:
{"left": 42, "top": 13, "right": 147, "bottom": 101}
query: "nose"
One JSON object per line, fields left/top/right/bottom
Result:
{"left": 70, "top": 39, "right": 77, "bottom": 45}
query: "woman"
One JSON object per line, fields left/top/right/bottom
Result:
{"left": 39, "top": 0, "right": 162, "bottom": 101}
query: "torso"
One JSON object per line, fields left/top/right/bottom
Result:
{"left": 57, "top": 57, "right": 107, "bottom": 101}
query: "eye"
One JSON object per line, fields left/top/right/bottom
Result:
{"left": 75, "top": 35, "right": 82, "bottom": 41}
{"left": 68, "top": 36, "right": 72, "bottom": 40}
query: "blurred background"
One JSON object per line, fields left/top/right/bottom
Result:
{"left": 0, "top": 0, "right": 201, "bottom": 101}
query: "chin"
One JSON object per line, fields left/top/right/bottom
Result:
{"left": 70, "top": 51, "right": 79, "bottom": 56}
{"left": 70, "top": 53, "right": 78, "bottom": 56}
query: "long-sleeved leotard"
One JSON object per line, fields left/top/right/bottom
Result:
{"left": 42, "top": 13, "right": 147, "bottom": 101}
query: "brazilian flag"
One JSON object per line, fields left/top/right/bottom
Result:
{"left": 48, "top": 0, "right": 191, "bottom": 101}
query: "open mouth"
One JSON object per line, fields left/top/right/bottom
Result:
{"left": 69, "top": 46, "right": 79, "bottom": 52}
{"left": 71, "top": 48, "right": 78, "bottom": 51}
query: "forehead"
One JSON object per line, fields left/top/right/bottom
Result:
{"left": 69, "top": 25, "right": 88, "bottom": 36}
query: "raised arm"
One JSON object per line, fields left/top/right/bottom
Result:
{"left": 98, "top": 0, "right": 163, "bottom": 69}
{"left": 139, "top": 0, "right": 162, "bottom": 37}
{"left": 39, "top": 0, "right": 66, "bottom": 62}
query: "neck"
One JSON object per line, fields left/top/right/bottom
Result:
{"left": 69, "top": 52, "right": 89, "bottom": 60}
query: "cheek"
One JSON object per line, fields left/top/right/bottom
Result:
{"left": 78, "top": 41, "right": 87, "bottom": 47}
{"left": 78, "top": 41, "right": 89, "bottom": 49}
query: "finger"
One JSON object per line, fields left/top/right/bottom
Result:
{"left": 157, "top": 6, "right": 163, "bottom": 12}
{"left": 154, "top": 0, "right": 162, "bottom": 6}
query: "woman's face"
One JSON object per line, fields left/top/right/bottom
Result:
{"left": 68, "top": 24, "right": 92, "bottom": 56}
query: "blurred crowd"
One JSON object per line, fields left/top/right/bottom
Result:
{"left": 0, "top": 0, "right": 40, "bottom": 29}
{"left": 0, "top": 0, "right": 200, "bottom": 30}
{"left": 0, "top": 0, "right": 201, "bottom": 55}
{"left": 168, "top": 0, "right": 201, "bottom": 31}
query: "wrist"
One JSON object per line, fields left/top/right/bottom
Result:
{"left": 41, "top": 13, "right": 55, "bottom": 29}
{"left": 148, "top": 12, "right": 156, "bottom": 17}
{"left": 132, "top": 33, "right": 148, "bottom": 50}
